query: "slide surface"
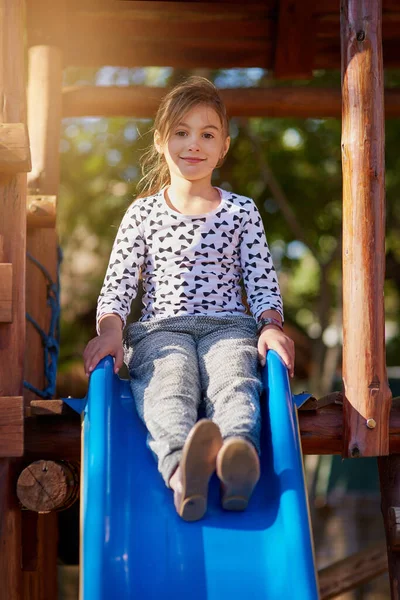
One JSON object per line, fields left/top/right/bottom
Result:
{"left": 72, "top": 351, "right": 319, "bottom": 600}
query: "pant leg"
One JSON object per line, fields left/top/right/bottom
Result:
{"left": 124, "top": 327, "right": 201, "bottom": 486}
{"left": 197, "top": 317, "right": 262, "bottom": 454}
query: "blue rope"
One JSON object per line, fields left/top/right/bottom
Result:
{"left": 24, "top": 247, "right": 62, "bottom": 399}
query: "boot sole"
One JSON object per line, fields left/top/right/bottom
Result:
{"left": 178, "top": 419, "right": 223, "bottom": 522}
{"left": 216, "top": 438, "right": 260, "bottom": 511}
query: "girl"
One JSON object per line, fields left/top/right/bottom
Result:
{"left": 83, "top": 77, "right": 295, "bottom": 522}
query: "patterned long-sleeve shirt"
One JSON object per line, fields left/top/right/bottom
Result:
{"left": 96, "top": 188, "right": 283, "bottom": 332}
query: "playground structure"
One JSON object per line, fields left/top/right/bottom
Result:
{"left": 1, "top": 0, "right": 400, "bottom": 598}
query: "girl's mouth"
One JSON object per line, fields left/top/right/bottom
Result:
{"left": 181, "top": 157, "right": 205, "bottom": 164}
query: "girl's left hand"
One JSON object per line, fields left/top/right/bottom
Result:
{"left": 257, "top": 327, "right": 295, "bottom": 378}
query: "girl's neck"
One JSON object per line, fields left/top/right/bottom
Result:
{"left": 168, "top": 177, "right": 216, "bottom": 202}
{"left": 165, "top": 177, "right": 221, "bottom": 215}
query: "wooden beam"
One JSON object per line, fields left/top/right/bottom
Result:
{"left": 318, "top": 542, "right": 388, "bottom": 599}
{"left": 61, "top": 85, "right": 400, "bottom": 119}
{"left": 274, "top": 0, "right": 317, "bottom": 79}
{"left": 27, "top": 195, "right": 57, "bottom": 229}
{"left": 23, "top": 400, "right": 400, "bottom": 461}
{"left": 341, "top": 0, "right": 391, "bottom": 458}
{"left": 0, "top": 124, "right": 31, "bottom": 174}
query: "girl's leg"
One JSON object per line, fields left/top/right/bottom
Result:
{"left": 197, "top": 317, "right": 262, "bottom": 509}
{"left": 197, "top": 317, "right": 262, "bottom": 452}
{"left": 125, "top": 328, "right": 202, "bottom": 486}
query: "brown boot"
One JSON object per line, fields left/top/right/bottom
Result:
{"left": 216, "top": 438, "right": 260, "bottom": 511}
{"left": 174, "top": 419, "right": 223, "bottom": 522}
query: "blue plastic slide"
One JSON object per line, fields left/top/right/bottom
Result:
{"left": 66, "top": 350, "right": 319, "bottom": 599}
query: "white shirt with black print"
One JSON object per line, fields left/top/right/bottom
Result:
{"left": 96, "top": 187, "right": 283, "bottom": 333}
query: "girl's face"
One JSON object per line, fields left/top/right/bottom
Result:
{"left": 155, "top": 104, "right": 230, "bottom": 185}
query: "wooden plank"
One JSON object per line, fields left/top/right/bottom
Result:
{"left": 62, "top": 35, "right": 274, "bottom": 69}
{"left": 23, "top": 400, "right": 400, "bottom": 461}
{"left": 0, "top": 123, "right": 31, "bottom": 174}
{"left": 0, "top": 263, "right": 12, "bottom": 322}
{"left": 22, "top": 512, "right": 58, "bottom": 600}
{"left": 62, "top": 85, "right": 400, "bottom": 119}
{"left": 341, "top": 0, "right": 391, "bottom": 458}
{"left": 274, "top": 0, "right": 317, "bottom": 79}
{"left": 318, "top": 542, "right": 388, "bottom": 599}
{"left": 378, "top": 456, "right": 400, "bottom": 598}
{"left": 27, "top": 195, "right": 57, "bottom": 229}
{"left": 0, "top": 459, "right": 23, "bottom": 600}
{"left": 0, "top": 0, "right": 26, "bottom": 596}
{"left": 30, "top": 399, "right": 77, "bottom": 416}
{"left": 0, "top": 397, "right": 24, "bottom": 457}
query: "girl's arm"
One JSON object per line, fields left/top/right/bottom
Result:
{"left": 239, "top": 199, "right": 294, "bottom": 376}
{"left": 83, "top": 313, "right": 124, "bottom": 376}
{"left": 96, "top": 203, "right": 145, "bottom": 334}
{"left": 83, "top": 203, "right": 145, "bottom": 375}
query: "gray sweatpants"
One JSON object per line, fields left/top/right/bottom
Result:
{"left": 124, "top": 315, "right": 262, "bottom": 486}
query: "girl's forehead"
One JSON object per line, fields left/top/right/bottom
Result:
{"left": 178, "top": 104, "right": 222, "bottom": 128}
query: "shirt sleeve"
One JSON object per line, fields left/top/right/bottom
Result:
{"left": 239, "top": 198, "right": 284, "bottom": 321}
{"left": 96, "top": 203, "right": 146, "bottom": 334}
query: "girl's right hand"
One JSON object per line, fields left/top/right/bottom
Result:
{"left": 83, "top": 329, "right": 124, "bottom": 376}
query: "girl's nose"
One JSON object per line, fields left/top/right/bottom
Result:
{"left": 187, "top": 137, "right": 201, "bottom": 151}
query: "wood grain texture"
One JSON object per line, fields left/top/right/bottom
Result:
{"left": 22, "top": 401, "right": 400, "bottom": 460}
{"left": 0, "top": 459, "right": 23, "bottom": 600}
{"left": 0, "top": 263, "right": 13, "bottom": 322}
{"left": 17, "top": 460, "right": 80, "bottom": 512}
{"left": 22, "top": 511, "right": 58, "bottom": 599}
{"left": 0, "top": 397, "right": 24, "bottom": 457}
{"left": 274, "top": 0, "right": 317, "bottom": 79}
{"left": 24, "top": 0, "right": 400, "bottom": 70}
{"left": 319, "top": 542, "right": 388, "bottom": 599}
{"left": 0, "top": 124, "right": 31, "bottom": 173}
{"left": 0, "top": 0, "right": 26, "bottom": 596}
{"left": 341, "top": 0, "right": 392, "bottom": 458}
{"left": 61, "top": 85, "right": 400, "bottom": 119}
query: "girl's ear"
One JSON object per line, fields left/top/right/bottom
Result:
{"left": 221, "top": 136, "right": 231, "bottom": 160}
{"left": 154, "top": 130, "right": 163, "bottom": 154}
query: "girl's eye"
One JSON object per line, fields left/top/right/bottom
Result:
{"left": 176, "top": 131, "right": 187, "bottom": 137}
{"left": 203, "top": 133, "right": 214, "bottom": 139}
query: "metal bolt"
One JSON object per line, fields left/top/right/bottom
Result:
{"left": 366, "top": 418, "right": 376, "bottom": 429}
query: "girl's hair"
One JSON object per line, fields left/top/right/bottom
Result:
{"left": 136, "top": 76, "right": 229, "bottom": 198}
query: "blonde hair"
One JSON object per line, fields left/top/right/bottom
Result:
{"left": 136, "top": 76, "right": 229, "bottom": 198}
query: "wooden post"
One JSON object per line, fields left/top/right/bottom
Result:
{"left": 24, "top": 39, "right": 64, "bottom": 600}
{"left": 0, "top": 0, "right": 27, "bottom": 597}
{"left": 341, "top": 0, "right": 392, "bottom": 458}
